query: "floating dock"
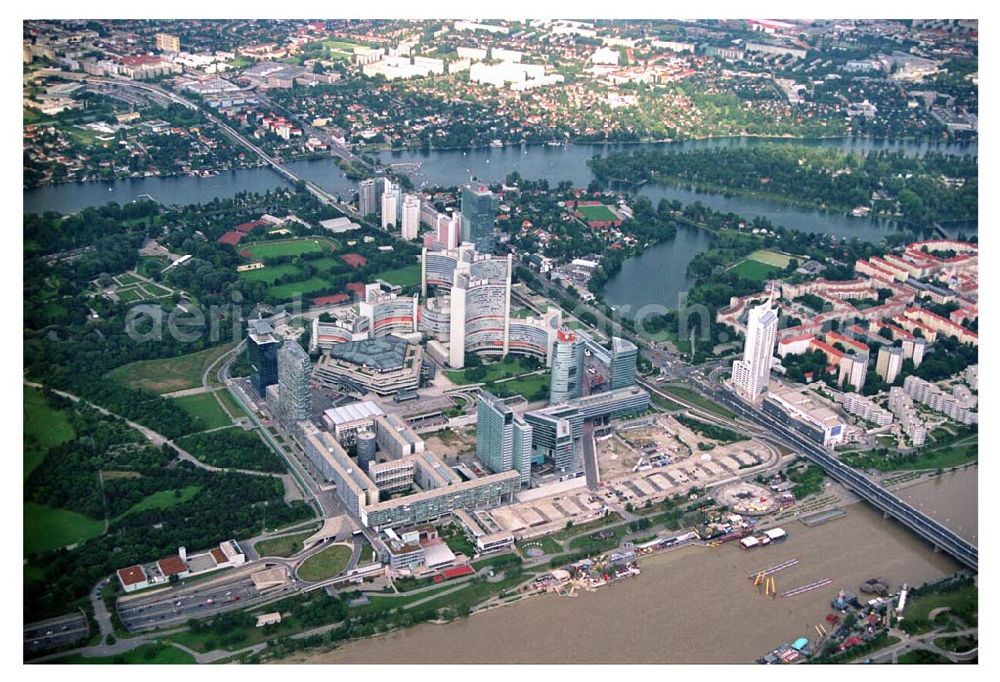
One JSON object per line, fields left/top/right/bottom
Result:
{"left": 799, "top": 508, "right": 847, "bottom": 527}
{"left": 749, "top": 559, "right": 799, "bottom": 579}
{"left": 781, "top": 578, "right": 833, "bottom": 598}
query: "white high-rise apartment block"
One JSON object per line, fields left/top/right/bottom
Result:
{"left": 732, "top": 299, "right": 778, "bottom": 400}
{"left": 381, "top": 181, "right": 399, "bottom": 230}
{"left": 401, "top": 193, "right": 421, "bottom": 240}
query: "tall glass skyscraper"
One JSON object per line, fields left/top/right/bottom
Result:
{"left": 609, "top": 336, "right": 638, "bottom": 390}
{"left": 549, "top": 328, "right": 584, "bottom": 404}
{"left": 461, "top": 184, "right": 498, "bottom": 254}
{"left": 277, "top": 340, "right": 313, "bottom": 430}
{"left": 476, "top": 390, "right": 532, "bottom": 486}
{"left": 247, "top": 318, "right": 280, "bottom": 398}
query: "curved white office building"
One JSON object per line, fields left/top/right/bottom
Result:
{"left": 419, "top": 296, "right": 452, "bottom": 342}
{"left": 359, "top": 281, "right": 418, "bottom": 338}
{"left": 508, "top": 307, "right": 561, "bottom": 362}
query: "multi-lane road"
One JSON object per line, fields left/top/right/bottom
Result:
{"left": 23, "top": 612, "right": 88, "bottom": 656}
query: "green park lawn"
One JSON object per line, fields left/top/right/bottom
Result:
{"left": 119, "top": 486, "right": 202, "bottom": 518}
{"left": 445, "top": 355, "right": 537, "bottom": 385}
{"left": 297, "top": 543, "right": 353, "bottom": 581}
{"left": 24, "top": 502, "right": 105, "bottom": 555}
{"left": 488, "top": 372, "right": 550, "bottom": 401}
{"left": 172, "top": 392, "right": 233, "bottom": 431}
{"left": 238, "top": 263, "right": 303, "bottom": 284}
{"left": 240, "top": 237, "right": 335, "bottom": 260}
{"left": 255, "top": 530, "right": 315, "bottom": 558}
{"left": 24, "top": 386, "right": 74, "bottom": 480}
{"left": 375, "top": 264, "right": 422, "bottom": 288}
{"left": 576, "top": 204, "right": 619, "bottom": 222}
{"left": 106, "top": 343, "right": 238, "bottom": 394}
{"left": 216, "top": 388, "right": 248, "bottom": 419}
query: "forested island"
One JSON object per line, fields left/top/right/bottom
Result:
{"left": 588, "top": 145, "right": 978, "bottom": 229}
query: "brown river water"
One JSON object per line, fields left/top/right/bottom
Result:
{"left": 291, "top": 469, "right": 975, "bottom": 664}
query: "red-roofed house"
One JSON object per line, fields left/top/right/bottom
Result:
{"left": 157, "top": 555, "right": 190, "bottom": 579}
{"left": 117, "top": 565, "right": 150, "bottom": 593}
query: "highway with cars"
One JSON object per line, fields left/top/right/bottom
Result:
{"left": 23, "top": 611, "right": 89, "bottom": 656}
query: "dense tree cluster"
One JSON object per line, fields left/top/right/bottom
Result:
{"left": 589, "top": 146, "right": 977, "bottom": 228}
{"left": 177, "top": 429, "right": 286, "bottom": 472}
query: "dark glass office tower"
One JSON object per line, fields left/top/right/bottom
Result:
{"left": 460, "top": 183, "right": 498, "bottom": 254}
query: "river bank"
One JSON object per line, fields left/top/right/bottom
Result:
{"left": 284, "top": 500, "right": 963, "bottom": 664}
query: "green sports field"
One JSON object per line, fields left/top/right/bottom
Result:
{"left": 747, "top": 248, "right": 795, "bottom": 268}
{"left": 577, "top": 204, "right": 619, "bottom": 221}
{"left": 238, "top": 263, "right": 303, "bottom": 284}
{"left": 268, "top": 276, "right": 332, "bottom": 301}
{"left": 731, "top": 259, "right": 781, "bottom": 282}
{"left": 241, "top": 237, "right": 336, "bottom": 260}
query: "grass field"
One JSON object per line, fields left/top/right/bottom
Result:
{"left": 488, "top": 372, "right": 550, "bottom": 401}
{"left": 651, "top": 392, "right": 685, "bottom": 412}
{"left": 255, "top": 530, "right": 314, "bottom": 558}
{"left": 576, "top": 204, "right": 619, "bottom": 222}
{"left": 375, "top": 264, "right": 422, "bottom": 288}
{"left": 268, "top": 276, "right": 332, "bottom": 301}
{"left": 842, "top": 434, "right": 978, "bottom": 472}
{"left": 172, "top": 392, "right": 233, "bottom": 430}
{"left": 445, "top": 355, "right": 538, "bottom": 385}
{"left": 120, "top": 486, "right": 202, "bottom": 518}
{"left": 107, "top": 343, "right": 237, "bottom": 394}
{"left": 309, "top": 257, "right": 347, "bottom": 274}
{"left": 241, "top": 237, "right": 336, "bottom": 260}
{"left": 907, "top": 583, "right": 978, "bottom": 626}
{"left": 216, "top": 388, "right": 248, "bottom": 419}
{"left": 24, "top": 386, "right": 74, "bottom": 481}
{"left": 24, "top": 502, "right": 104, "bottom": 555}
{"left": 659, "top": 383, "right": 737, "bottom": 419}
{"left": 731, "top": 259, "right": 781, "bottom": 282}
{"left": 238, "top": 263, "right": 302, "bottom": 284}
{"left": 747, "top": 248, "right": 795, "bottom": 268}
{"left": 297, "top": 544, "right": 352, "bottom": 582}
{"left": 51, "top": 643, "right": 195, "bottom": 665}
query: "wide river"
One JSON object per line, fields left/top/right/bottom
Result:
{"left": 24, "top": 137, "right": 977, "bottom": 315}
{"left": 291, "top": 481, "right": 972, "bottom": 664}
